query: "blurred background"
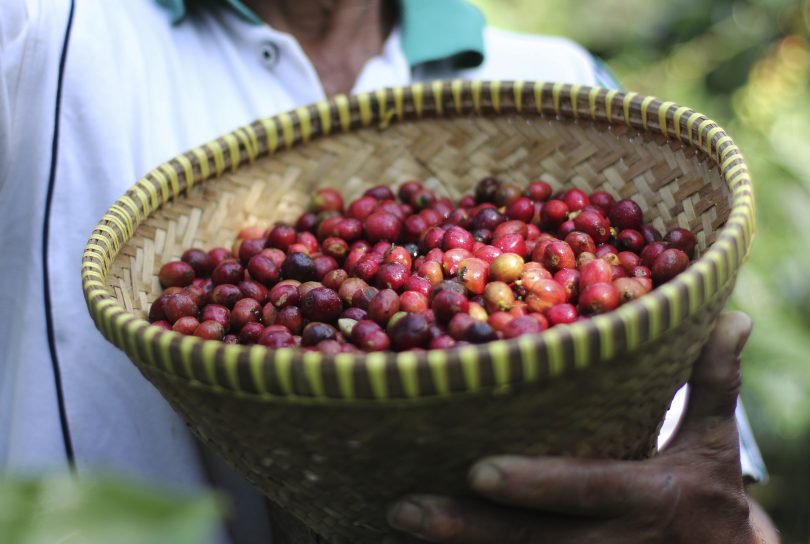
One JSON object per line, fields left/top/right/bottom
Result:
{"left": 3, "top": 1, "right": 808, "bottom": 543}
{"left": 468, "top": 0, "right": 810, "bottom": 541}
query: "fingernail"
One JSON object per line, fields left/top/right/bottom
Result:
{"left": 733, "top": 314, "right": 753, "bottom": 357}
{"left": 469, "top": 461, "right": 504, "bottom": 492}
{"left": 387, "top": 500, "right": 425, "bottom": 533}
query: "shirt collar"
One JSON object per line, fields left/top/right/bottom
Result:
{"left": 154, "top": 0, "right": 485, "bottom": 69}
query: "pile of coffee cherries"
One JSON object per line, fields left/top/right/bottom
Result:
{"left": 148, "top": 177, "right": 696, "bottom": 353}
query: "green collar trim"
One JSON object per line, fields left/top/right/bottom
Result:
{"left": 154, "top": 0, "right": 485, "bottom": 69}
{"left": 155, "top": 0, "right": 263, "bottom": 25}
{"left": 399, "top": 0, "right": 484, "bottom": 69}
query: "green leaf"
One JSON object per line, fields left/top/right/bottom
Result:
{"left": 0, "top": 473, "right": 225, "bottom": 544}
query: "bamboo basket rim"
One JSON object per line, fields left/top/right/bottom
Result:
{"left": 81, "top": 81, "right": 754, "bottom": 405}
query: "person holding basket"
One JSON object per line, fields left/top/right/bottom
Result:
{"left": 0, "top": 0, "right": 778, "bottom": 542}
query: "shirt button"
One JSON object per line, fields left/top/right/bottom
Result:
{"left": 260, "top": 42, "right": 280, "bottom": 69}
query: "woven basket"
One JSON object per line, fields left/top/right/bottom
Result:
{"left": 82, "top": 81, "right": 754, "bottom": 543}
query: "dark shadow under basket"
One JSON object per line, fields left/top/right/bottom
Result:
{"left": 82, "top": 81, "right": 754, "bottom": 543}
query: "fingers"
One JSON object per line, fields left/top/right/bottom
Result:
{"left": 465, "top": 455, "right": 679, "bottom": 517}
{"left": 387, "top": 495, "right": 603, "bottom": 544}
{"left": 669, "top": 311, "right": 752, "bottom": 450}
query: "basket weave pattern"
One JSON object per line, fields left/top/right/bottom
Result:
{"left": 82, "top": 82, "right": 754, "bottom": 543}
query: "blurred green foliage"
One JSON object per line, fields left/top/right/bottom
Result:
{"left": 0, "top": 473, "right": 223, "bottom": 544}
{"left": 469, "top": 0, "right": 810, "bottom": 541}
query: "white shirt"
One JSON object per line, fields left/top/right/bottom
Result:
{"left": 0, "top": 1, "right": 765, "bottom": 541}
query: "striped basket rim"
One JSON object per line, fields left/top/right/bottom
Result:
{"left": 81, "top": 81, "right": 754, "bottom": 404}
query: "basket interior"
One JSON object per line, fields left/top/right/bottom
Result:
{"left": 107, "top": 114, "right": 729, "bottom": 316}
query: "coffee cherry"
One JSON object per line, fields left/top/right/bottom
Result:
{"left": 580, "top": 258, "right": 613, "bottom": 290}
{"left": 457, "top": 258, "right": 489, "bottom": 295}
{"left": 398, "top": 290, "right": 429, "bottom": 313}
{"left": 351, "top": 285, "right": 378, "bottom": 311}
{"left": 464, "top": 321, "right": 498, "bottom": 343}
{"left": 211, "top": 260, "right": 244, "bottom": 286}
{"left": 297, "top": 286, "right": 341, "bottom": 323}
{"left": 194, "top": 320, "right": 225, "bottom": 340}
{"left": 441, "top": 226, "right": 473, "bottom": 252}
{"left": 525, "top": 279, "right": 568, "bottom": 313}
{"left": 573, "top": 210, "right": 611, "bottom": 244}
{"left": 562, "top": 188, "right": 589, "bottom": 211}
{"left": 231, "top": 298, "right": 262, "bottom": 331}
{"left": 492, "top": 234, "right": 527, "bottom": 257}
{"left": 364, "top": 211, "right": 401, "bottom": 242}
{"left": 258, "top": 327, "right": 295, "bottom": 348}
{"left": 631, "top": 265, "right": 652, "bottom": 279}
{"left": 340, "top": 308, "right": 366, "bottom": 323}
{"left": 557, "top": 220, "right": 576, "bottom": 238}
{"left": 589, "top": 191, "right": 614, "bottom": 216}
{"left": 395, "top": 274, "right": 425, "bottom": 296}
{"left": 546, "top": 304, "right": 578, "bottom": 326}
{"left": 617, "top": 251, "right": 641, "bottom": 272}
{"left": 364, "top": 288, "right": 398, "bottom": 326}
{"left": 595, "top": 244, "right": 618, "bottom": 259}
{"left": 431, "top": 290, "right": 470, "bottom": 324}
{"left": 540, "top": 199, "right": 569, "bottom": 230}
{"left": 268, "top": 282, "right": 300, "bottom": 308}
{"left": 159, "top": 261, "right": 195, "bottom": 288}
{"left": 376, "top": 262, "right": 410, "bottom": 291}
{"left": 664, "top": 228, "right": 697, "bottom": 259}
{"left": 483, "top": 281, "right": 515, "bottom": 313}
{"left": 201, "top": 304, "right": 231, "bottom": 330}
{"left": 237, "top": 321, "right": 263, "bottom": 344}
{"left": 579, "top": 282, "right": 620, "bottom": 315}
{"left": 266, "top": 224, "right": 296, "bottom": 251}
{"left": 526, "top": 179, "right": 553, "bottom": 201}
{"left": 397, "top": 180, "right": 423, "bottom": 202}
{"left": 651, "top": 248, "right": 690, "bottom": 284}
{"left": 503, "top": 315, "right": 544, "bottom": 339}
{"left": 276, "top": 305, "right": 303, "bottom": 334}
{"left": 247, "top": 254, "right": 280, "bottom": 286}
{"left": 613, "top": 277, "right": 647, "bottom": 302}
{"left": 469, "top": 207, "right": 507, "bottom": 231}
{"left": 564, "top": 231, "right": 596, "bottom": 256}
{"left": 475, "top": 177, "right": 500, "bottom": 204}
{"left": 301, "top": 322, "right": 338, "bottom": 346}
{"left": 238, "top": 238, "right": 266, "bottom": 266}
{"left": 505, "top": 197, "right": 535, "bottom": 222}
{"left": 238, "top": 280, "right": 268, "bottom": 304}
{"left": 353, "top": 254, "right": 383, "bottom": 283}
{"left": 640, "top": 241, "right": 667, "bottom": 269}
{"left": 609, "top": 199, "right": 644, "bottom": 230}
{"left": 554, "top": 268, "right": 580, "bottom": 301}
{"left": 383, "top": 245, "right": 412, "bottom": 270}
{"left": 542, "top": 241, "right": 576, "bottom": 272}
{"left": 364, "top": 185, "right": 395, "bottom": 201}
{"left": 210, "top": 284, "right": 241, "bottom": 308}
{"left": 616, "top": 229, "right": 645, "bottom": 253}
{"left": 296, "top": 212, "right": 318, "bottom": 232}
{"left": 173, "top": 316, "right": 200, "bottom": 335}
{"left": 448, "top": 312, "right": 476, "bottom": 340}
{"left": 181, "top": 249, "right": 214, "bottom": 278}
{"left": 489, "top": 253, "right": 524, "bottom": 283}
{"left": 163, "top": 293, "right": 199, "bottom": 323}
{"left": 493, "top": 220, "right": 528, "bottom": 239}
{"left": 410, "top": 188, "right": 436, "bottom": 210}
{"left": 310, "top": 188, "right": 344, "bottom": 213}
{"left": 641, "top": 224, "right": 663, "bottom": 244}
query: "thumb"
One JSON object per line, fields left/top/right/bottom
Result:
{"left": 668, "top": 311, "right": 752, "bottom": 450}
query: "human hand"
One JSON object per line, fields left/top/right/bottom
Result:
{"left": 387, "top": 312, "right": 759, "bottom": 543}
